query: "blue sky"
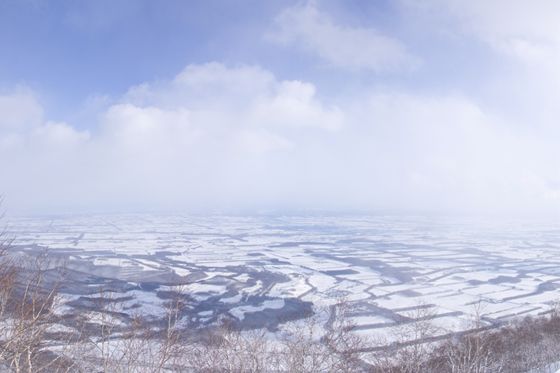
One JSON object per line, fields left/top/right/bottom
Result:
{"left": 0, "top": 0, "right": 489, "bottom": 116}
{"left": 1, "top": 0, "right": 560, "bottom": 215}
{"left": 0, "top": 1, "right": 291, "bottom": 117}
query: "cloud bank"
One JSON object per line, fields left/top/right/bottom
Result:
{"left": 1, "top": 60, "right": 559, "bottom": 215}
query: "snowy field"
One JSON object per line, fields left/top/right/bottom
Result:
{"left": 6, "top": 214, "right": 560, "bottom": 343}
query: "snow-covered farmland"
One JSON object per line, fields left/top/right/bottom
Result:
{"left": 6, "top": 214, "right": 560, "bottom": 343}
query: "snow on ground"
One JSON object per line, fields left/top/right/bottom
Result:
{"left": 229, "top": 299, "right": 285, "bottom": 320}
{"left": 8, "top": 214, "right": 560, "bottom": 345}
{"left": 350, "top": 315, "right": 393, "bottom": 326}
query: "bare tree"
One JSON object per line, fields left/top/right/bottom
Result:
{"left": 322, "top": 299, "right": 367, "bottom": 372}
{"left": 0, "top": 249, "right": 68, "bottom": 372}
{"left": 279, "top": 314, "right": 332, "bottom": 373}
{"left": 440, "top": 301, "right": 503, "bottom": 373}
{"left": 389, "top": 303, "right": 441, "bottom": 373}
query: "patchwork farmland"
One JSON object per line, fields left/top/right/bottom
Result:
{"left": 7, "top": 214, "right": 560, "bottom": 344}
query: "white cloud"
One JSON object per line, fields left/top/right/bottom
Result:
{"left": 0, "top": 64, "right": 343, "bottom": 212}
{"left": 349, "top": 94, "right": 545, "bottom": 213}
{"left": 267, "top": 2, "right": 417, "bottom": 72}
{"left": 248, "top": 81, "right": 343, "bottom": 131}
{"left": 397, "top": 0, "right": 560, "bottom": 137}
{"left": 0, "top": 89, "right": 43, "bottom": 132}
{"left": 32, "top": 121, "right": 90, "bottom": 147}
{"left": 101, "top": 104, "right": 195, "bottom": 151}
{"left": 404, "top": 1, "right": 560, "bottom": 74}
{"left": 425, "top": 1, "right": 560, "bottom": 46}
{"left": 2, "top": 61, "right": 560, "bottom": 215}
{"left": 0, "top": 91, "right": 89, "bottom": 150}
{"left": 123, "top": 63, "right": 342, "bottom": 132}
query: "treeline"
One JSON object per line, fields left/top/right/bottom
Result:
{"left": 1, "top": 236, "right": 560, "bottom": 372}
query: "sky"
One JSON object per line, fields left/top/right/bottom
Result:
{"left": 1, "top": 0, "right": 560, "bottom": 215}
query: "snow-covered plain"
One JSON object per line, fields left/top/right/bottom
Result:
{"left": 7, "top": 214, "right": 560, "bottom": 343}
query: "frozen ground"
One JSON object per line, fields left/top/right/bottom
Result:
{"left": 6, "top": 214, "right": 560, "bottom": 343}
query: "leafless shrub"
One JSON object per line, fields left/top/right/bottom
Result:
{"left": 438, "top": 301, "right": 503, "bottom": 373}
{"left": 178, "top": 298, "right": 371, "bottom": 372}
{"left": 0, "top": 248, "right": 69, "bottom": 372}
{"left": 548, "top": 300, "right": 560, "bottom": 320}
{"left": 276, "top": 298, "right": 370, "bottom": 372}
{"left": 69, "top": 286, "right": 188, "bottom": 373}
{"left": 323, "top": 299, "right": 368, "bottom": 372}
{"left": 494, "top": 314, "right": 560, "bottom": 373}
{"left": 386, "top": 303, "right": 441, "bottom": 373}
{"left": 279, "top": 312, "right": 332, "bottom": 373}
{"left": 422, "top": 300, "right": 560, "bottom": 373}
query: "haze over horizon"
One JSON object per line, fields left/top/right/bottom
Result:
{"left": 2, "top": 0, "right": 560, "bottom": 216}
